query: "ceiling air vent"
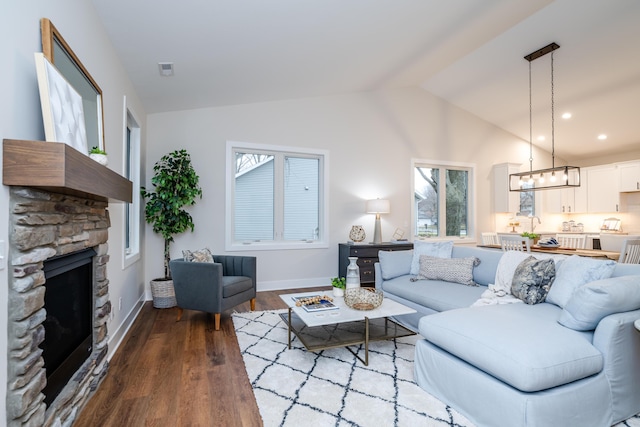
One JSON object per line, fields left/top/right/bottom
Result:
{"left": 158, "top": 62, "right": 174, "bottom": 77}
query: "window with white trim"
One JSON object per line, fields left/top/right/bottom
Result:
{"left": 123, "top": 104, "right": 141, "bottom": 267}
{"left": 412, "top": 159, "right": 475, "bottom": 239}
{"left": 226, "top": 141, "right": 329, "bottom": 251}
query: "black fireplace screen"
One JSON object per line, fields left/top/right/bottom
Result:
{"left": 41, "top": 248, "right": 95, "bottom": 407}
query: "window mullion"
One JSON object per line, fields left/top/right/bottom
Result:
{"left": 439, "top": 174, "right": 447, "bottom": 237}
{"left": 273, "top": 154, "right": 285, "bottom": 241}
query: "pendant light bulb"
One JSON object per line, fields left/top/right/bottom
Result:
{"left": 550, "top": 171, "right": 556, "bottom": 182}
{"left": 528, "top": 175, "right": 534, "bottom": 185}
{"left": 538, "top": 173, "right": 545, "bottom": 184}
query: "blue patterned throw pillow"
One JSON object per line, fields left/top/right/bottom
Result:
{"left": 511, "top": 256, "right": 556, "bottom": 305}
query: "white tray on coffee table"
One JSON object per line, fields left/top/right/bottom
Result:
{"left": 279, "top": 290, "right": 416, "bottom": 365}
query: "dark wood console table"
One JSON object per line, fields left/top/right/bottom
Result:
{"left": 339, "top": 242, "right": 413, "bottom": 286}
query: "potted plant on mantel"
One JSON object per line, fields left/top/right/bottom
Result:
{"left": 89, "top": 146, "right": 108, "bottom": 165}
{"left": 141, "top": 149, "right": 202, "bottom": 308}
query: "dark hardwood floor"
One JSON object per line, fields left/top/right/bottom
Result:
{"left": 74, "top": 286, "right": 327, "bottom": 427}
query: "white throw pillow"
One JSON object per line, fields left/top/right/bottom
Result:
{"left": 545, "top": 255, "right": 616, "bottom": 308}
{"left": 559, "top": 275, "right": 640, "bottom": 330}
{"left": 410, "top": 240, "right": 454, "bottom": 275}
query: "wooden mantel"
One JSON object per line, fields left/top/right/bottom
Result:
{"left": 3, "top": 139, "right": 132, "bottom": 202}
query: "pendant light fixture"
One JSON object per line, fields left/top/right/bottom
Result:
{"left": 509, "top": 43, "right": 580, "bottom": 192}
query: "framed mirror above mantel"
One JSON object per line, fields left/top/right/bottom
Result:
{"left": 40, "top": 18, "right": 105, "bottom": 153}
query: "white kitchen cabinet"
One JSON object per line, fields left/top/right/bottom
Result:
{"left": 574, "top": 173, "right": 588, "bottom": 212}
{"left": 493, "top": 163, "right": 521, "bottom": 213}
{"left": 587, "top": 165, "right": 620, "bottom": 213}
{"left": 544, "top": 188, "right": 570, "bottom": 213}
{"left": 543, "top": 172, "right": 587, "bottom": 213}
{"left": 618, "top": 161, "right": 640, "bottom": 192}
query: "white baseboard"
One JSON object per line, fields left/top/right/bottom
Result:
{"left": 257, "top": 277, "right": 332, "bottom": 292}
{"left": 107, "top": 295, "right": 145, "bottom": 361}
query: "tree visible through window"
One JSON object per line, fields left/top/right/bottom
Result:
{"left": 414, "top": 162, "right": 472, "bottom": 238}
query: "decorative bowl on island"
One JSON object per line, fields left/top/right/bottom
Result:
{"left": 344, "top": 288, "right": 383, "bottom": 310}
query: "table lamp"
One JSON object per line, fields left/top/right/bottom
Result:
{"left": 366, "top": 199, "right": 390, "bottom": 244}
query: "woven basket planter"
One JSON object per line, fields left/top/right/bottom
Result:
{"left": 150, "top": 279, "right": 177, "bottom": 308}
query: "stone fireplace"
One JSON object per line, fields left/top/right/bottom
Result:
{"left": 3, "top": 139, "right": 132, "bottom": 426}
{"left": 6, "top": 187, "right": 111, "bottom": 426}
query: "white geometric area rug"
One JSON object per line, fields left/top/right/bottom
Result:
{"left": 232, "top": 310, "right": 473, "bottom": 427}
{"left": 233, "top": 310, "right": 640, "bottom": 427}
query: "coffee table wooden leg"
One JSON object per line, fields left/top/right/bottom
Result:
{"left": 288, "top": 307, "right": 292, "bottom": 349}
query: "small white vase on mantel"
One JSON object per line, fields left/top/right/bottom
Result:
{"left": 333, "top": 287, "right": 344, "bottom": 297}
{"left": 89, "top": 153, "right": 108, "bottom": 166}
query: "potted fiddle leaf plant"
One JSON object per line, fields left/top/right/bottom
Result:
{"left": 141, "top": 149, "right": 202, "bottom": 308}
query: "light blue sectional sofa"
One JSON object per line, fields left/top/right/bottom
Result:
{"left": 374, "top": 245, "right": 640, "bottom": 427}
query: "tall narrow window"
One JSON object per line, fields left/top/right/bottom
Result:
{"left": 226, "top": 142, "right": 328, "bottom": 251}
{"left": 413, "top": 160, "right": 474, "bottom": 239}
{"left": 519, "top": 183, "right": 535, "bottom": 216}
{"left": 123, "top": 102, "right": 141, "bottom": 267}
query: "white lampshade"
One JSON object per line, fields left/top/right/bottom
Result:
{"left": 366, "top": 199, "right": 390, "bottom": 214}
{"left": 366, "top": 199, "right": 390, "bottom": 244}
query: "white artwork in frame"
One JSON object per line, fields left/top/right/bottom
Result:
{"left": 34, "top": 52, "right": 88, "bottom": 155}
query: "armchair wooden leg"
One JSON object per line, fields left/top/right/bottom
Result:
{"left": 214, "top": 313, "right": 221, "bottom": 331}
{"left": 176, "top": 307, "right": 184, "bottom": 321}
{"left": 250, "top": 298, "right": 256, "bottom": 312}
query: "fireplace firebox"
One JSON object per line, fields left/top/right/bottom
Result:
{"left": 41, "top": 248, "right": 96, "bottom": 407}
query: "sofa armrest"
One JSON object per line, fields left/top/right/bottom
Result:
{"left": 592, "top": 308, "right": 640, "bottom": 422}
{"left": 374, "top": 262, "right": 383, "bottom": 289}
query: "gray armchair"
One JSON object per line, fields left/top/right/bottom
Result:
{"left": 169, "top": 255, "right": 257, "bottom": 330}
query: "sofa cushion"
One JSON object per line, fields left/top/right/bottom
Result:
{"left": 451, "top": 246, "right": 504, "bottom": 286}
{"left": 378, "top": 249, "right": 413, "bottom": 280}
{"left": 611, "top": 262, "right": 640, "bottom": 277}
{"left": 419, "top": 303, "right": 603, "bottom": 392}
{"left": 559, "top": 275, "right": 640, "bottom": 331}
{"left": 415, "top": 255, "right": 480, "bottom": 286}
{"left": 511, "top": 256, "right": 556, "bottom": 304}
{"left": 546, "top": 255, "right": 616, "bottom": 308}
{"left": 410, "top": 240, "right": 454, "bottom": 275}
{"left": 383, "top": 275, "right": 485, "bottom": 312}
{"left": 222, "top": 276, "right": 253, "bottom": 297}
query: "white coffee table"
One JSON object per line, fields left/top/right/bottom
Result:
{"left": 279, "top": 290, "right": 416, "bottom": 365}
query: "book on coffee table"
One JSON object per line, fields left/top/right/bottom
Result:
{"left": 291, "top": 295, "right": 339, "bottom": 312}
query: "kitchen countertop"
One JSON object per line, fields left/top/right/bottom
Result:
{"left": 478, "top": 244, "right": 619, "bottom": 261}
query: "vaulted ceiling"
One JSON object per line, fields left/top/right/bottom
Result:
{"left": 92, "top": 0, "right": 640, "bottom": 161}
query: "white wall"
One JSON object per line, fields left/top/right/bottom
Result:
{"left": 146, "top": 87, "right": 538, "bottom": 290}
{"left": 1, "top": 1, "right": 148, "bottom": 420}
